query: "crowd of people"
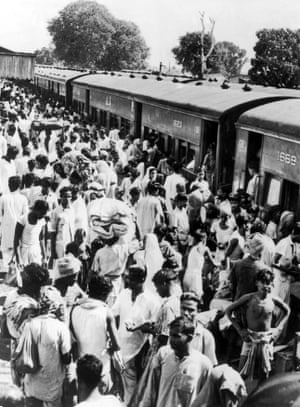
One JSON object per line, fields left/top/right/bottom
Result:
{"left": 0, "top": 79, "right": 300, "bottom": 407}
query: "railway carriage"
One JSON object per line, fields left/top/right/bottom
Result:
{"left": 34, "top": 65, "right": 300, "bottom": 197}
{"left": 234, "top": 99, "right": 300, "bottom": 216}
{"left": 34, "top": 66, "right": 88, "bottom": 105}
{"left": 71, "top": 73, "right": 294, "bottom": 186}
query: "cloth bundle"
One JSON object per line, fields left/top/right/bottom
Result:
{"left": 88, "top": 198, "right": 133, "bottom": 241}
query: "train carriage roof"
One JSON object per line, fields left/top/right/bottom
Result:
{"left": 35, "top": 66, "right": 88, "bottom": 84}
{"left": 237, "top": 99, "right": 300, "bottom": 138}
{"left": 73, "top": 74, "right": 299, "bottom": 119}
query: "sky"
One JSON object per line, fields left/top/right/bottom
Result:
{"left": 1, "top": 0, "right": 300, "bottom": 69}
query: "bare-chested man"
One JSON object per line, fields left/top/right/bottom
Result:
{"left": 226, "top": 268, "right": 290, "bottom": 381}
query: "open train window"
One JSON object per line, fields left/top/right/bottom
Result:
{"left": 264, "top": 173, "right": 299, "bottom": 213}
{"left": 265, "top": 175, "right": 281, "bottom": 206}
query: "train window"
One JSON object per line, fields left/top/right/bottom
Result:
{"left": 266, "top": 176, "right": 281, "bottom": 206}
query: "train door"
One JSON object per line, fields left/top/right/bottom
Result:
{"left": 246, "top": 132, "right": 263, "bottom": 170}
{"left": 135, "top": 102, "right": 142, "bottom": 139}
{"left": 201, "top": 120, "right": 218, "bottom": 190}
{"left": 201, "top": 120, "right": 218, "bottom": 165}
{"left": 91, "top": 107, "right": 97, "bottom": 122}
{"left": 178, "top": 139, "right": 188, "bottom": 166}
{"left": 281, "top": 179, "right": 299, "bottom": 213}
{"left": 109, "top": 114, "right": 118, "bottom": 129}
{"left": 99, "top": 110, "right": 107, "bottom": 128}
{"left": 245, "top": 131, "right": 263, "bottom": 193}
{"left": 120, "top": 118, "right": 130, "bottom": 135}
{"left": 167, "top": 135, "right": 174, "bottom": 156}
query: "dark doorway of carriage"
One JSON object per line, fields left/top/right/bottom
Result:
{"left": 282, "top": 179, "right": 299, "bottom": 213}
{"left": 245, "top": 131, "right": 263, "bottom": 198}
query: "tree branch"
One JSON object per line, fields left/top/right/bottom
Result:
{"left": 199, "top": 12, "right": 205, "bottom": 37}
{"left": 205, "top": 18, "right": 216, "bottom": 58}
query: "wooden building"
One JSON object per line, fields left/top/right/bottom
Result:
{"left": 0, "top": 46, "right": 35, "bottom": 80}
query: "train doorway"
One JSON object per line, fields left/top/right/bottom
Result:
{"left": 245, "top": 131, "right": 263, "bottom": 191}
{"left": 201, "top": 120, "right": 218, "bottom": 165}
{"left": 120, "top": 118, "right": 130, "bottom": 136}
{"left": 282, "top": 179, "right": 299, "bottom": 213}
{"left": 99, "top": 110, "right": 107, "bottom": 128}
{"left": 109, "top": 114, "right": 118, "bottom": 129}
{"left": 246, "top": 132, "right": 262, "bottom": 172}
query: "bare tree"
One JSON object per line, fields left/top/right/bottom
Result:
{"left": 199, "top": 12, "right": 215, "bottom": 78}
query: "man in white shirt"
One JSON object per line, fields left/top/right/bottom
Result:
{"left": 164, "top": 162, "right": 186, "bottom": 214}
{"left": 0, "top": 124, "right": 7, "bottom": 158}
{"left": 274, "top": 224, "right": 300, "bottom": 302}
{"left": 141, "top": 317, "right": 212, "bottom": 407}
{"left": 136, "top": 182, "right": 164, "bottom": 239}
{"left": 112, "top": 265, "right": 160, "bottom": 404}
{"left": 108, "top": 126, "right": 120, "bottom": 142}
{"left": 51, "top": 187, "right": 75, "bottom": 259}
{"left": 170, "top": 194, "right": 190, "bottom": 254}
{"left": 15, "top": 146, "right": 30, "bottom": 178}
{"left": 0, "top": 176, "right": 28, "bottom": 272}
{"left": 0, "top": 146, "right": 18, "bottom": 195}
{"left": 24, "top": 288, "right": 71, "bottom": 407}
{"left": 246, "top": 163, "right": 259, "bottom": 201}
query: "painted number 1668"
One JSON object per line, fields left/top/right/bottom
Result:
{"left": 277, "top": 151, "right": 297, "bottom": 166}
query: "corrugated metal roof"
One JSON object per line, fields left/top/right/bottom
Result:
{"left": 237, "top": 99, "right": 300, "bottom": 138}
{"left": 73, "top": 74, "right": 299, "bottom": 118}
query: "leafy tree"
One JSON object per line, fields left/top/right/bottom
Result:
{"left": 48, "top": 0, "right": 149, "bottom": 70}
{"left": 209, "top": 41, "right": 247, "bottom": 78}
{"left": 101, "top": 20, "right": 149, "bottom": 71}
{"left": 35, "top": 46, "right": 57, "bottom": 65}
{"left": 249, "top": 28, "right": 300, "bottom": 88}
